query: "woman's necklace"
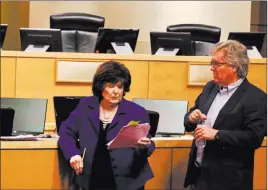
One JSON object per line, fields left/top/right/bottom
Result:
{"left": 100, "top": 106, "right": 118, "bottom": 129}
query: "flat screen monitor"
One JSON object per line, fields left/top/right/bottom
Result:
{"left": 228, "top": 32, "right": 266, "bottom": 52}
{"left": 0, "top": 24, "right": 8, "bottom": 48}
{"left": 20, "top": 28, "right": 62, "bottom": 52}
{"left": 53, "top": 96, "right": 85, "bottom": 133}
{"left": 150, "top": 32, "right": 193, "bottom": 56}
{"left": 132, "top": 98, "right": 188, "bottom": 136}
{"left": 1, "top": 98, "right": 48, "bottom": 135}
{"left": 94, "top": 28, "right": 139, "bottom": 54}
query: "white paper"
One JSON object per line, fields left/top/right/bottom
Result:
{"left": 0, "top": 135, "right": 41, "bottom": 141}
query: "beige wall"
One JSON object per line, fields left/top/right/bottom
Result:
{"left": 30, "top": 1, "right": 251, "bottom": 49}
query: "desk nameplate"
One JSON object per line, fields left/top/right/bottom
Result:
{"left": 188, "top": 62, "right": 212, "bottom": 86}
{"left": 56, "top": 61, "right": 103, "bottom": 83}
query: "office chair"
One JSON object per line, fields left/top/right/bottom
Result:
{"left": 146, "top": 110, "right": 159, "bottom": 137}
{"left": 167, "top": 24, "right": 221, "bottom": 55}
{"left": 0, "top": 106, "right": 15, "bottom": 136}
{"left": 50, "top": 12, "right": 105, "bottom": 53}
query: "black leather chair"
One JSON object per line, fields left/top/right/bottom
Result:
{"left": 146, "top": 110, "right": 159, "bottom": 137}
{"left": 167, "top": 24, "right": 221, "bottom": 56}
{"left": 50, "top": 13, "right": 105, "bottom": 53}
{"left": 0, "top": 106, "right": 15, "bottom": 136}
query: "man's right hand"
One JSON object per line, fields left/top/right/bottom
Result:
{"left": 188, "top": 109, "right": 207, "bottom": 123}
{"left": 70, "top": 155, "right": 83, "bottom": 175}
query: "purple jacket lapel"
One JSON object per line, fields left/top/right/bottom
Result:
{"left": 86, "top": 96, "right": 100, "bottom": 134}
{"left": 107, "top": 98, "right": 127, "bottom": 131}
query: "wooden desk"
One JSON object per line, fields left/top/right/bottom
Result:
{"left": 1, "top": 138, "right": 266, "bottom": 190}
{"left": 1, "top": 51, "right": 266, "bottom": 131}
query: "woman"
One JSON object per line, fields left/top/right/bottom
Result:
{"left": 58, "top": 61, "right": 155, "bottom": 190}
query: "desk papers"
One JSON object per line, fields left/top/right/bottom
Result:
{"left": 0, "top": 135, "right": 41, "bottom": 141}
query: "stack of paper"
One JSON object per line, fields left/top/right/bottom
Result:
{"left": 0, "top": 135, "right": 41, "bottom": 141}
{"left": 107, "top": 121, "right": 150, "bottom": 149}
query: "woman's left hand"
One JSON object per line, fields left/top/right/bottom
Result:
{"left": 137, "top": 137, "right": 151, "bottom": 149}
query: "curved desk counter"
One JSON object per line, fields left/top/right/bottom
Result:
{"left": 1, "top": 51, "right": 266, "bottom": 132}
{"left": 1, "top": 137, "right": 266, "bottom": 190}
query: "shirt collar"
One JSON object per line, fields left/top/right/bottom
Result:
{"left": 219, "top": 78, "right": 245, "bottom": 95}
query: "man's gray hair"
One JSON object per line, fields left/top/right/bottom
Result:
{"left": 211, "top": 40, "right": 249, "bottom": 78}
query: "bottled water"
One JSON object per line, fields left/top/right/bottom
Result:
{"left": 195, "top": 121, "right": 206, "bottom": 148}
{"left": 195, "top": 119, "right": 211, "bottom": 165}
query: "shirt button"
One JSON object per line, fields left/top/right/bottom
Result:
{"left": 113, "top": 166, "right": 117, "bottom": 169}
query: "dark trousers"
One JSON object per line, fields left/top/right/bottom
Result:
{"left": 190, "top": 166, "right": 209, "bottom": 190}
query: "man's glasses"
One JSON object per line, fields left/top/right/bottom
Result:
{"left": 210, "top": 61, "right": 228, "bottom": 68}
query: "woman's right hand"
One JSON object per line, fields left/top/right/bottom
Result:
{"left": 70, "top": 155, "right": 83, "bottom": 175}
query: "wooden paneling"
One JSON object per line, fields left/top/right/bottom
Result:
{"left": 0, "top": 56, "right": 16, "bottom": 97}
{"left": 254, "top": 146, "right": 267, "bottom": 189}
{"left": 1, "top": 138, "right": 266, "bottom": 190}
{"left": 146, "top": 149, "right": 172, "bottom": 190}
{"left": 172, "top": 148, "right": 191, "bottom": 190}
{"left": 1, "top": 51, "right": 266, "bottom": 128}
{"left": 1, "top": 150, "right": 61, "bottom": 189}
{"left": 15, "top": 57, "right": 149, "bottom": 124}
{"left": 247, "top": 63, "right": 267, "bottom": 92}
{"left": 148, "top": 61, "right": 204, "bottom": 109}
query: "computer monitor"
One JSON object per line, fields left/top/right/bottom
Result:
{"left": 20, "top": 28, "right": 62, "bottom": 52}
{"left": 132, "top": 98, "right": 188, "bottom": 136}
{"left": 0, "top": 24, "right": 8, "bottom": 48}
{"left": 150, "top": 32, "right": 193, "bottom": 56}
{"left": 1, "top": 98, "right": 48, "bottom": 135}
{"left": 53, "top": 96, "right": 85, "bottom": 133}
{"left": 228, "top": 32, "right": 266, "bottom": 52}
{"left": 94, "top": 28, "right": 139, "bottom": 54}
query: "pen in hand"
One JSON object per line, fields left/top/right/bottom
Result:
{"left": 82, "top": 148, "right": 86, "bottom": 160}
{"left": 70, "top": 148, "right": 86, "bottom": 176}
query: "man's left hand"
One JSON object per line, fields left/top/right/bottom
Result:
{"left": 194, "top": 125, "right": 218, "bottom": 142}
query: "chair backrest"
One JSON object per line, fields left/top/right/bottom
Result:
{"left": 146, "top": 110, "right": 159, "bottom": 137}
{"left": 0, "top": 106, "right": 15, "bottom": 136}
{"left": 50, "top": 13, "right": 105, "bottom": 52}
{"left": 167, "top": 24, "right": 221, "bottom": 44}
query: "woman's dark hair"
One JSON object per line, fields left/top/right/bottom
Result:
{"left": 92, "top": 61, "right": 131, "bottom": 98}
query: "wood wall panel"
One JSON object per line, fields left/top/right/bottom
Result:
{"left": 0, "top": 57, "right": 16, "bottom": 97}
{"left": 1, "top": 150, "right": 61, "bottom": 189}
{"left": 148, "top": 61, "right": 204, "bottom": 109}
{"left": 247, "top": 63, "right": 267, "bottom": 92}
{"left": 146, "top": 148, "right": 172, "bottom": 190}
{"left": 15, "top": 58, "right": 92, "bottom": 123}
{"left": 15, "top": 58, "right": 149, "bottom": 124}
{"left": 0, "top": 139, "right": 266, "bottom": 190}
{"left": 253, "top": 146, "right": 267, "bottom": 189}
{"left": 172, "top": 148, "right": 191, "bottom": 190}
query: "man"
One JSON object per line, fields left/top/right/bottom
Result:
{"left": 184, "top": 40, "right": 267, "bottom": 190}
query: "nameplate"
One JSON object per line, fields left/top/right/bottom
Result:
{"left": 56, "top": 61, "right": 103, "bottom": 83}
{"left": 188, "top": 62, "right": 212, "bottom": 86}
